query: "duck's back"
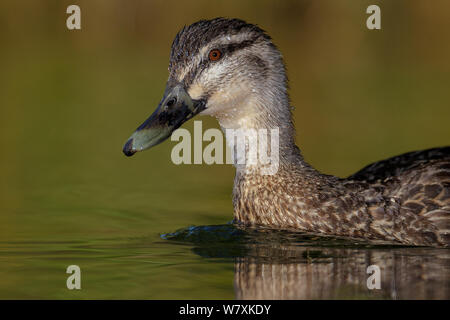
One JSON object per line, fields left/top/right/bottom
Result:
{"left": 349, "top": 147, "right": 450, "bottom": 246}
{"left": 349, "top": 147, "right": 450, "bottom": 183}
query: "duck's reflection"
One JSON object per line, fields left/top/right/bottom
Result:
{"left": 233, "top": 244, "right": 449, "bottom": 299}
{"left": 164, "top": 225, "right": 450, "bottom": 299}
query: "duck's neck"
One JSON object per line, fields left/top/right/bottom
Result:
{"left": 220, "top": 93, "right": 360, "bottom": 236}
{"left": 212, "top": 78, "right": 359, "bottom": 231}
{"left": 215, "top": 76, "right": 307, "bottom": 173}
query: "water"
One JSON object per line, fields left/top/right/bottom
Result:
{"left": 164, "top": 225, "right": 450, "bottom": 299}
{"left": 1, "top": 220, "right": 448, "bottom": 299}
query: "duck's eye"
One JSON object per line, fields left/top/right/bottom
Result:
{"left": 208, "top": 49, "right": 222, "bottom": 61}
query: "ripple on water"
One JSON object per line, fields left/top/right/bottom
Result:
{"left": 160, "top": 223, "right": 450, "bottom": 299}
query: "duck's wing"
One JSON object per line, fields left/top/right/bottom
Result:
{"left": 349, "top": 146, "right": 450, "bottom": 183}
{"left": 348, "top": 147, "right": 450, "bottom": 247}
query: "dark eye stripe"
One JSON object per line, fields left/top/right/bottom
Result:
{"left": 221, "top": 39, "right": 257, "bottom": 55}
{"left": 181, "top": 37, "right": 259, "bottom": 87}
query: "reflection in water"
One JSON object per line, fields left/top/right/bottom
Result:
{"left": 163, "top": 224, "right": 450, "bottom": 299}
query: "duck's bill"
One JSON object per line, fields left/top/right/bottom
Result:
{"left": 123, "top": 85, "right": 205, "bottom": 157}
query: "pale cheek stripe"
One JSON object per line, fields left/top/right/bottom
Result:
{"left": 187, "top": 83, "right": 205, "bottom": 100}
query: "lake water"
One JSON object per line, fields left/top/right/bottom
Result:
{"left": 1, "top": 219, "right": 449, "bottom": 299}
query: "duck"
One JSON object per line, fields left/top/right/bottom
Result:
{"left": 122, "top": 18, "right": 450, "bottom": 247}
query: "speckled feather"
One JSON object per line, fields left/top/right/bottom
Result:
{"left": 233, "top": 150, "right": 450, "bottom": 247}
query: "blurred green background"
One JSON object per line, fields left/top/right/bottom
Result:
{"left": 0, "top": 0, "right": 449, "bottom": 299}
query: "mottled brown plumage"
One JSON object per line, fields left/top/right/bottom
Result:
{"left": 233, "top": 148, "right": 450, "bottom": 247}
{"left": 123, "top": 18, "right": 450, "bottom": 247}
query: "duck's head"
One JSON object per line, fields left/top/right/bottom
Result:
{"left": 123, "top": 18, "right": 290, "bottom": 157}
